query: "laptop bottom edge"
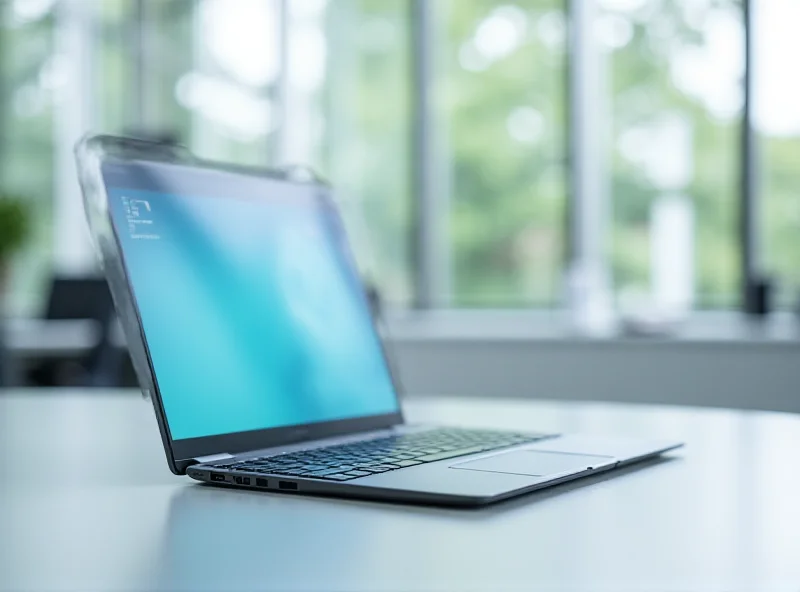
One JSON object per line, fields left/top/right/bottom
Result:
{"left": 189, "top": 447, "right": 678, "bottom": 508}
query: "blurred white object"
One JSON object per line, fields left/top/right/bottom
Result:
{"left": 565, "top": 260, "right": 616, "bottom": 337}
{"left": 648, "top": 115, "right": 694, "bottom": 191}
{"left": 619, "top": 113, "right": 694, "bottom": 191}
{"left": 754, "top": 0, "right": 800, "bottom": 136}
{"left": 651, "top": 194, "right": 695, "bottom": 319}
{"left": 565, "top": 0, "right": 615, "bottom": 337}
{"left": 617, "top": 194, "right": 695, "bottom": 337}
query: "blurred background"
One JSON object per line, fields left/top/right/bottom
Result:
{"left": 0, "top": 0, "right": 798, "bottom": 410}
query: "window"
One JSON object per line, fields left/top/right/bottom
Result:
{"left": 317, "top": 0, "right": 413, "bottom": 305}
{"left": 602, "top": 0, "right": 744, "bottom": 311}
{"left": 755, "top": 0, "right": 800, "bottom": 308}
{"left": 141, "top": 1, "right": 194, "bottom": 143}
{"left": 96, "top": 0, "right": 134, "bottom": 134}
{"left": 443, "top": 0, "right": 567, "bottom": 306}
{"left": 138, "top": 0, "right": 413, "bottom": 304}
{"left": 0, "top": 0, "right": 795, "bottom": 319}
{"left": 148, "top": 0, "right": 278, "bottom": 165}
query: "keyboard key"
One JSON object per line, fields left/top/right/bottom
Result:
{"left": 329, "top": 465, "right": 356, "bottom": 472}
{"left": 395, "top": 460, "right": 423, "bottom": 467}
{"left": 417, "top": 445, "right": 488, "bottom": 463}
{"left": 341, "top": 470, "right": 370, "bottom": 477}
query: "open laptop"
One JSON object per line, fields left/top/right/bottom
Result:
{"left": 80, "top": 136, "right": 682, "bottom": 507}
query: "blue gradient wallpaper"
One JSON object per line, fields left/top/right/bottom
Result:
{"left": 106, "top": 178, "right": 399, "bottom": 440}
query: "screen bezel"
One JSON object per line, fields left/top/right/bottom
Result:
{"left": 100, "top": 149, "right": 405, "bottom": 471}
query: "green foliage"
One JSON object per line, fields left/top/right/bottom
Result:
{"left": 0, "top": 196, "right": 32, "bottom": 260}
{"left": 442, "top": 0, "right": 566, "bottom": 305}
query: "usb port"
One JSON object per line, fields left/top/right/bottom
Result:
{"left": 278, "top": 481, "right": 298, "bottom": 490}
{"left": 234, "top": 476, "right": 251, "bottom": 485}
{"left": 256, "top": 478, "right": 268, "bottom": 487}
{"left": 210, "top": 473, "right": 225, "bottom": 482}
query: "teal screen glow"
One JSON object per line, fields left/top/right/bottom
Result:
{"left": 105, "top": 165, "right": 399, "bottom": 440}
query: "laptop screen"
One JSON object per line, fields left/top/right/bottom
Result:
{"left": 102, "top": 161, "right": 399, "bottom": 441}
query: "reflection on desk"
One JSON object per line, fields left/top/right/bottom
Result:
{"left": 1, "top": 390, "right": 798, "bottom": 592}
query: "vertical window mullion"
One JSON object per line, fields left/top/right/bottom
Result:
{"left": 411, "top": 0, "right": 448, "bottom": 309}
{"left": 53, "top": 0, "right": 96, "bottom": 273}
{"left": 741, "top": 0, "right": 760, "bottom": 313}
{"left": 565, "top": 0, "right": 612, "bottom": 329}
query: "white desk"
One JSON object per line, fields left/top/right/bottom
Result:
{"left": 2, "top": 319, "right": 100, "bottom": 358}
{"left": 1, "top": 390, "right": 798, "bottom": 591}
{"left": 1, "top": 320, "right": 127, "bottom": 386}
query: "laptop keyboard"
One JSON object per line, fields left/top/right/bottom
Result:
{"left": 213, "top": 427, "right": 552, "bottom": 482}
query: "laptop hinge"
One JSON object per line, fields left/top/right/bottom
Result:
{"left": 193, "top": 452, "right": 235, "bottom": 464}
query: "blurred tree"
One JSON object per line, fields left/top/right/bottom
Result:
{"left": 442, "top": 0, "right": 566, "bottom": 306}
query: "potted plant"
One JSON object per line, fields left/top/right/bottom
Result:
{"left": 0, "top": 195, "right": 32, "bottom": 309}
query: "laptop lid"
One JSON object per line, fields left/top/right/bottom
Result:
{"left": 93, "top": 148, "right": 403, "bottom": 472}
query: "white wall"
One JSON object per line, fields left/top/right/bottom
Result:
{"left": 389, "top": 338, "right": 800, "bottom": 414}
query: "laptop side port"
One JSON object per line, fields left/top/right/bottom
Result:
{"left": 234, "top": 476, "right": 251, "bottom": 485}
{"left": 210, "top": 473, "right": 226, "bottom": 482}
{"left": 278, "top": 481, "right": 298, "bottom": 490}
{"left": 256, "top": 478, "right": 268, "bottom": 487}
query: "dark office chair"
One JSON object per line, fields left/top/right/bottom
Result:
{"left": 27, "top": 276, "right": 123, "bottom": 387}
{"left": 44, "top": 277, "right": 114, "bottom": 324}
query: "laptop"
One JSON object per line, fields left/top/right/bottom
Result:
{"left": 77, "top": 135, "right": 682, "bottom": 507}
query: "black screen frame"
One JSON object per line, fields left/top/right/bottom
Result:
{"left": 98, "top": 145, "right": 405, "bottom": 473}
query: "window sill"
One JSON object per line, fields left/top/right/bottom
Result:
{"left": 384, "top": 310, "right": 800, "bottom": 346}
{"left": 4, "top": 310, "right": 799, "bottom": 359}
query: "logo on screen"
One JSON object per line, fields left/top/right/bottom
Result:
{"left": 122, "top": 196, "right": 160, "bottom": 240}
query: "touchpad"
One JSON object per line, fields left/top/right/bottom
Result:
{"left": 451, "top": 450, "right": 614, "bottom": 477}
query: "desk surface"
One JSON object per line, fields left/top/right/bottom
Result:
{"left": 1, "top": 390, "right": 798, "bottom": 592}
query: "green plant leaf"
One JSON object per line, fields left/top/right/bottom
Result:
{"left": 0, "top": 196, "right": 33, "bottom": 260}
